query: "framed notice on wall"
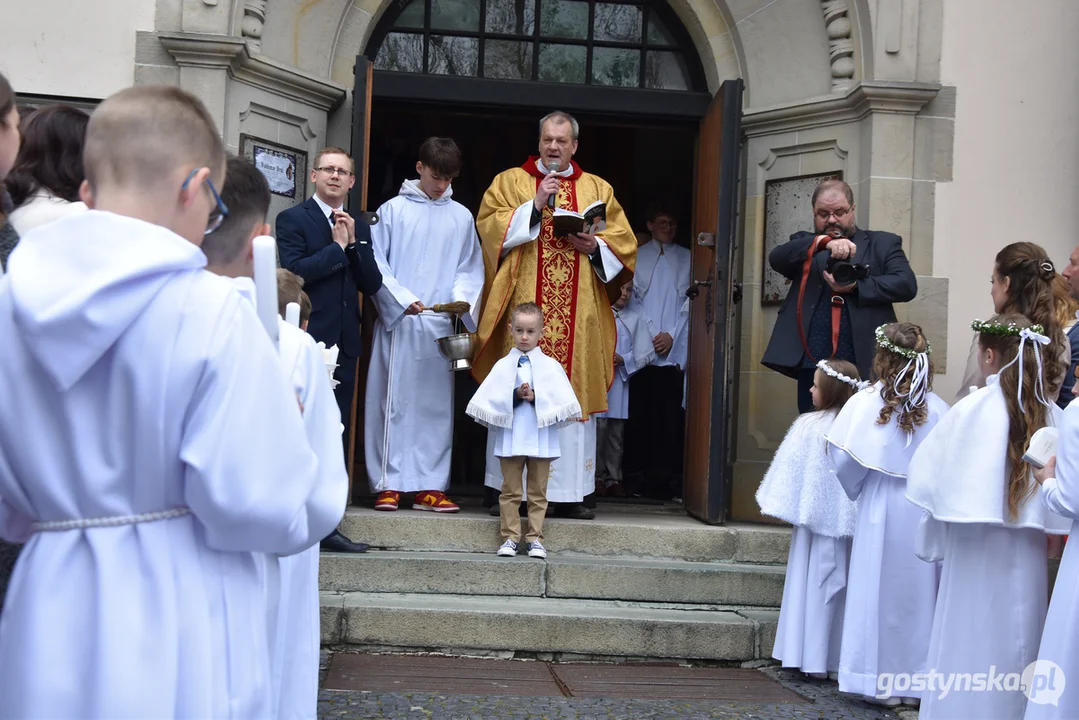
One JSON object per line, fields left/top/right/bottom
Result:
{"left": 762, "top": 171, "right": 843, "bottom": 305}
{"left": 240, "top": 134, "right": 307, "bottom": 205}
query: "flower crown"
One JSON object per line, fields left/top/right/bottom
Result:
{"left": 970, "top": 319, "right": 1046, "bottom": 337}
{"left": 875, "top": 325, "right": 931, "bottom": 359}
{"left": 816, "top": 359, "right": 869, "bottom": 390}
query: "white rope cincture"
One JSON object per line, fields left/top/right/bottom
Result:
{"left": 30, "top": 507, "right": 192, "bottom": 532}
{"left": 816, "top": 359, "right": 869, "bottom": 391}
{"left": 378, "top": 326, "right": 399, "bottom": 492}
{"left": 997, "top": 327, "right": 1052, "bottom": 413}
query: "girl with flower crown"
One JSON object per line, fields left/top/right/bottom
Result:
{"left": 756, "top": 359, "right": 864, "bottom": 678}
{"left": 825, "top": 322, "right": 949, "bottom": 707}
{"left": 907, "top": 314, "right": 1069, "bottom": 719}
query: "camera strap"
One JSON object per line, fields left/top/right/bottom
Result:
{"left": 796, "top": 234, "right": 845, "bottom": 362}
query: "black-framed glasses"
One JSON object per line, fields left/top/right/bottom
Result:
{"left": 181, "top": 168, "right": 229, "bottom": 235}
{"left": 815, "top": 207, "right": 852, "bottom": 221}
{"left": 315, "top": 166, "right": 355, "bottom": 178}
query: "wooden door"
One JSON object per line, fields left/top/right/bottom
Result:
{"left": 347, "top": 57, "right": 375, "bottom": 501}
{"left": 682, "top": 79, "right": 744, "bottom": 524}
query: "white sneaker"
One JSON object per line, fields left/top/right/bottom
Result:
{"left": 497, "top": 539, "right": 518, "bottom": 557}
{"left": 527, "top": 541, "right": 547, "bottom": 559}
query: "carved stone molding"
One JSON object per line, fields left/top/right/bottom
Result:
{"left": 239, "top": 102, "right": 318, "bottom": 142}
{"left": 158, "top": 32, "right": 347, "bottom": 111}
{"left": 242, "top": 0, "right": 268, "bottom": 52}
{"left": 821, "top": 0, "right": 855, "bottom": 92}
{"left": 743, "top": 81, "right": 940, "bottom": 138}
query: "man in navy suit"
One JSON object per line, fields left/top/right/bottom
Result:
{"left": 762, "top": 179, "right": 917, "bottom": 412}
{"left": 277, "top": 146, "right": 382, "bottom": 552}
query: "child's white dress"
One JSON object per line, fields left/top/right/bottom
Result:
{"left": 826, "top": 382, "right": 948, "bottom": 701}
{"left": 756, "top": 410, "right": 858, "bottom": 674}
{"left": 907, "top": 376, "right": 1071, "bottom": 719}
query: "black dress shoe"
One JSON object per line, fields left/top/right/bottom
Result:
{"left": 320, "top": 530, "right": 369, "bottom": 553}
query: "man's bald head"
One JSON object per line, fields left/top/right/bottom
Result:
{"left": 83, "top": 85, "right": 225, "bottom": 194}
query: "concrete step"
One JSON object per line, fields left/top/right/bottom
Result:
{"left": 319, "top": 550, "right": 786, "bottom": 607}
{"left": 338, "top": 507, "right": 791, "bottom": 563}
{"left": 320, "top": 591, "right": 779, "bottom": 662}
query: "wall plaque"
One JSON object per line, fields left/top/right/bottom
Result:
{"left": 240, "top": 134, "right": 307, "bottom": 205}
{"left": 762, "top": 171, "right": 842, "bottom": 305}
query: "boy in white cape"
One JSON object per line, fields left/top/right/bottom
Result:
{"left": 202, "top": 155, "right": 349, "bottom": 720}
{"left": 594, "top": 281, "right": 655, "bottom": 496}
{"left": 907, "top": 316, "right": 1070, "bottom": 719}
{"left": 467, "top": 302, "right": 580, "bottom": 558}
{"left": 0, "top": 86, "right": 341, "bottom": 719}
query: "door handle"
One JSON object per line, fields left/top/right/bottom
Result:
{"left": 685, "top": 279, "right": 711, "bottom": 299}
{"left": 697, "top": 233, "right": 716, "bottom": 247}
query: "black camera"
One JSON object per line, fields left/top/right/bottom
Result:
{"left": 826, "top": 258, "right": 870, "bottom": 285}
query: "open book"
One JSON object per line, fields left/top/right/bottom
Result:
{"left": 552, "top": 200, "right": 607, "bottom": 238}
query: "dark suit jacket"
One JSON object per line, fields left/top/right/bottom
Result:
{"left": 761, "top": 228, "right": 917, "bottom": 379}
{"left": 276, "top": 197, "right": 383, "bottom": 357}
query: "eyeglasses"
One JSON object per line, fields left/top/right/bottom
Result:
{"left": 651, "top": 219, "right": 677, "bottom": 228}
{"left": 315, "top": 166, "right": 355, "bottom": 178}
{"left": 815, "top": 207, "right": 852, "bottom": 221}
{"left": 181, "top": 168, "right": 229, "bottom": 235}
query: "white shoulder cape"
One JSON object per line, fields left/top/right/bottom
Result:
{"left": 825, "top": 381, "right": 950, "bottom": 477}
{"left": 466, "top": 347, "right": 581, "bottom": 429}
{"left": 907, "top": 377, "right": 1071, "bottom": 533}
{"left": 755, "top": 411, "right": 858, "bottom": 538}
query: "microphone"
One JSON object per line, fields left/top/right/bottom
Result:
{"left": 546, "top": 161, "right": 559, "bottom": 209}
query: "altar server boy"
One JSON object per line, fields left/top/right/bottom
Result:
{"left": 467, "top": 302, "right": 581, "bottom": 559}
{"left": 0, "top": 85, "right": 342, "bottom": 719}
{"left": 203, "top": 155, "right": 349, "bottom": 720}
{"left": 595, "top": 281, "right": 655, "bottom": 496}
{"left": 365, "top": 137, "right": 485, "bottom": 513}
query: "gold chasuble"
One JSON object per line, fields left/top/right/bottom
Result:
{"left": 474, "top": 158, "right": 637, "bottom": 420}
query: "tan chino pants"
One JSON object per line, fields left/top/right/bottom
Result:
{"left": 498, "top": 457, "right": 552, "bottom": 544}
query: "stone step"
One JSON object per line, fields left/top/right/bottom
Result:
{"left": 320, "top": 550, "right": 786, "bottom": 607}
{"left": 320, "top": 591, "right": 779, "bottom": 662}
{"left": 338, "top": 507, "right": 791, "bottom": 563}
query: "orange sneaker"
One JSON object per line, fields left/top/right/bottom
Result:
{"left": 374, "top": 491, "right": 400, "bottom": 511}
{"left": 412, "top": 490, "right": 460, "bottom": 513}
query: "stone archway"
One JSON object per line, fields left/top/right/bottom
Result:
{"left": 252, "top": 0, "right": 871, "bottom": 110}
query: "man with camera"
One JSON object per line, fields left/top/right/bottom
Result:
{"left": 762, "top": 179, "right": 917, "bottom": 412}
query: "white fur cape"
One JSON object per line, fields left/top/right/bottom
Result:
{"left": 466, "top": 346, "right": 581, "bottom": 429}
{"left": 825, "top": 381, "right": 950, "bottom": 478}
{"left": 907, "top": 376, "right": 1071, "bottom": 533}
{"left": 755, "top": 410, "right": 858, "bottom": 538}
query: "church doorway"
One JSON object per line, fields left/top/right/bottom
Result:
{"left": 349, "top": 0, "right": 743, "bottom": 524}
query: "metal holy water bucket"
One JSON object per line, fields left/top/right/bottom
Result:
{"left": 435, "top": 332, "right": 476, "bottom": 371}
{"left": 434, "top": 310, "right": 476, "bottom": 371}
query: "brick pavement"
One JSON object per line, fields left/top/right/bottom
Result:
{"left": 317, "top": 652, "right": 916, "bottom": 719}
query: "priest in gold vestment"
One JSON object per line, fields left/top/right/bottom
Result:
{"left": 474, "top": 111, "right": 637, "bottom": 518}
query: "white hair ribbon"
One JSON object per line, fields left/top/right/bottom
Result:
{"left": 890, "top": 351, "right": 931, "bottom": 447}
{"left": 997, "top": 327, "right": 1052, "bottom": 412}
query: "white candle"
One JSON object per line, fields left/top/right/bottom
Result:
{"left": 285, "top": 302, "right": 300, "bottom": 327}
{"left": 252, "top": 235, "right": 280, "bottom": 348}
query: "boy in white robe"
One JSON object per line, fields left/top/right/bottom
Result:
{"left": 467, "top": 303, "right": 581, "bottom": 559}
{"left": 907, "top": 316, "right": 1070, "bottom": 720}
{"left": 594, "top": 281, "right": 655, "bottom": 496}
{"left": 757, "top": 359, "right": 862, "bottom": 678}
{"left": 625, "top": 207, "right": 691, "bottom": 499}
{"left": 826, "top": 322, "right": 948, "bottom": 708}
{"left": 203, "top": 156, "right": 350, "bottom": 720}
{"left": 0, "top": 86, "right": 342, "bottom": 719}
{"left": 365, "top": 137, "right": 485, "bottom": 513}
